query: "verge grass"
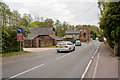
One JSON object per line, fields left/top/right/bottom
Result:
{"left": 1, "top": 51, "right": 31, "bottom": 57}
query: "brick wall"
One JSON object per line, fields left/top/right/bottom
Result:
{"left": 80, "top": 29, "right": 90, "bottom": 42}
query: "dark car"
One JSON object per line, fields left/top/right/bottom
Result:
{"left": 75, "top": 40, "right": 81, "bottom": 46}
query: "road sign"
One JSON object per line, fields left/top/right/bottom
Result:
{"left": 17, "top": 28, "right": 23, "bottom": 33}
{"left": 17, "top": 34, "right": 24, "bottom": 41}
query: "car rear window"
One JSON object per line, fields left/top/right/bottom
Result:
{"left": 67, "top": 42, "right": 73, "bottom": 45}
{"left": 76, "top": 41, "right": 80, "bottom": 42}
{"left": 57, "top": 42, "right": 66, "bottom": 45}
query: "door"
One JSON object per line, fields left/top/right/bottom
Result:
{"left": 39, "top": 40, "right": 41, "bottom": 47}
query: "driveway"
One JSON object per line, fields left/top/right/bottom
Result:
{"left": 23, "top": 48, "right": 55, "bottom": 53}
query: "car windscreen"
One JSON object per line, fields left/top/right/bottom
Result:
{"left": 57, "top": 42, "right": 66, "bottom": 46}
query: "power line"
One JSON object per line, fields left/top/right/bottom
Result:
{"left": 69, "top": 4, "right": 97, "bottom": 22}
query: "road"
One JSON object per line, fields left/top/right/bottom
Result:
{"left": 2, "top": 40, "right": 99, "bottom": 78}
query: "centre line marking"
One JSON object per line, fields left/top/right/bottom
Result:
{"left": 9, "top": 64, "right": 45, "bottom": 79}
{"left": 57, "top": 53, "right": 71, "bottom": 60}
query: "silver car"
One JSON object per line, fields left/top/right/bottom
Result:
{"left": 75, "top": 40, "right": 81, "bottom": 46}
{"left": 56, "top": 41, "right": 75, "bottom": 53}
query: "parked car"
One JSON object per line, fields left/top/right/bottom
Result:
{"left": 56, "top": 41, "right": 75, "bottom": 53}
{"left": 75, "top": 40, "right": 81, "bottom": 46}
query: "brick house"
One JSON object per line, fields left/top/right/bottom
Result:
{"left": 65, "top": 29, "right": 90, "bottom": 42}
{"left": 50, "top": 35, "right": 63, "bottom": 45}
{"left": 65, "top": 30, "right": 80, "bottom": 41}
{"left": 80, "top": 29, "right": 91, "bottom": 42}
{"left": 23, "top": 27, "right": 63, "bottom": 48}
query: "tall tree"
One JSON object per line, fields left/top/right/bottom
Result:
{"left": 98, "top": 1, "right": 120, "bottom": 56}
{"left": 1, "top": 1, "right": 31, "bottom": 53}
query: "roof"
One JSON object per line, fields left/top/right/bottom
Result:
{"left": 65, "top": 30, "right": 81, "bottom": 34}
{"left": 50, "top": 35, "right": 63, "bottom": 40}
{"left": 81, "top": 32, "right": 89, "bottom": 36}
{"left": 25, "top": 27, "right": 54, "bottom": 40}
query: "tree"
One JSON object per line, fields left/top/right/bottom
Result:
{"left": 22, "top": 13, "right": 33, "bottom": 27}
{"left": 1, "top": 1, "right": 31, "bottom": 53}
{"left": 54, "top": 20, "right": 68, "bottom": 37}
{"left": 98, "top": 1, "right": 120, "bottom": 56}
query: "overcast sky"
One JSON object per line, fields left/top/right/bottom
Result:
{"left": 3, "top": 0, "right": 100, "bottom": 26}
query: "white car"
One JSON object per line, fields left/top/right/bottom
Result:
{"left": 56, "top": 41, "right": 75, "bottom": 53}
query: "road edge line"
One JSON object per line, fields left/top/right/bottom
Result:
{"left": 80, "top": 60, "right": 93, "bottom": 80}
{"left": 92, "top": 51, "right": 100, "bottom": 78}
{"left": 80, "top": 43, "right": 100, "bottom": 80}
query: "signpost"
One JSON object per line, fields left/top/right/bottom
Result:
{"left": 17, "top": 28, "right": 23, "bottom": 52}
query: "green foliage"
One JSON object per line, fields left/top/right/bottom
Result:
{"left": 30, "top": 18, "right": 54, "bottom": 28}
{"left": 98, "top": 1, "right": 120, "bottom": 56}
{"left": 1, "top": 1, "right": 31, "bottom": 53}
{"left": 55, "top": 20, "right": 68, "bottom": 37}
{"left": 1, "top": 51, "right": 31, "bottom": 57}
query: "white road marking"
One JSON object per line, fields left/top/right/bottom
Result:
{"left": 92, "top": 52, "right": 100, "bottom": 78}
{"left": 95, "top": 44, "right": 100, "bottom": 54}
{"left": 9, "top": 64, "right": 45, "bottom": 78}
{"left": 92, "top": 56, "right": 94, "bottom": 59}
{"left": 81, "top": 60, "right": 93, "bottom": 80}
{"left": 80, "top": 43, "right": 100, "bottom": 79}
{"left": 57, "top": 53, "right": 72, "bottom": 60}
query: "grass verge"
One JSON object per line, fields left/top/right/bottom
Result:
{"left": 0, "top": 51, "right": 31, "bottom": 57}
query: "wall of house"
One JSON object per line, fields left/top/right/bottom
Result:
{"left": 24, "top": 40, "right": 32, "bottom": 48}
{"left": 39, "top": 35, "right": 54, "bottom": 47}
{"left": 40, "top": 39, "right": 53, "bottom": 47}
{"left": 24, "top": 35, "right": 54, "bottom": 48}
{"left": 53, "top": 40, "right": 63, "bottom": 45}
{"left": 80, "top": 29, "right": 90, "bottom": 42}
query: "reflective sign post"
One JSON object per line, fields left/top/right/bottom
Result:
{"left": 17, "top": 28, "right": 23, "bottom": 52}
{"left": 20, "top": 41, "right": 21, "bottom": 52}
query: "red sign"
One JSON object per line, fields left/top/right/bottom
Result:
{"left": 17, "top": 35, "right": 24, "bottom": 41}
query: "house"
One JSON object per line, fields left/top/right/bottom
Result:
{"left": 65, "top": 29, "right": 90, "bottom": 42}
{"left": 65, "top": 30, "right": 80, "bottom": 41}
{"left": 23, "top": 27, "right": 63, "bottom": 48}
{"left": 80, "top": 29, "right": 91, "bottom": 42}
{"left": 50, "top": 35, "right": 63, "bottom": 45}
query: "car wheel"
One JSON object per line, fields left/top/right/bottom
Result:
{"left": 57, "top": 50, "right": 60, "bottom": 53}
{"left": 73, "top": 47, "right": 75, "bottom": 51}
{"left": 69, "top": 48, "right": 71, "bottom": 52}
{"left": 80, "top": 43, "right": 81, "bottom": 46}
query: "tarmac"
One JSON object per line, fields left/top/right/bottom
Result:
{"left": 85, "top": 42, "right": 119, "bottom": 79}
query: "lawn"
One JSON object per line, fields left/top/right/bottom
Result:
{"left": 0, "top": 51, "right": 31, "bottom": 57}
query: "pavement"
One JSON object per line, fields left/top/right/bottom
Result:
{"left": 85, "top": 42, "right": 118, "bottom": 78}
{"left": 23, "top": 48, "right": 55, "bottom": 53}
{"left": 2, "top": 48, "right": 55, "bottom": 64}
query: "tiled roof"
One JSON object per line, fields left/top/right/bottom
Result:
{"left": 65, "top": 30, "right": 81, "bottom": 34}
{"left": 25, "top": 27, "right": 54, "bottom": 40}
{"left": 50, "top": 35, "right": 63, "bottom": 40}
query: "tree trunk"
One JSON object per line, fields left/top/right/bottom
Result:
{"left": 114, "top": 39, "right": 120, "bottom": 57}
{"left": 118, "top": 39, "right": 120, "bottom": 57}
{"left": 114, "top": 43, "right": 118, "bottom": 55}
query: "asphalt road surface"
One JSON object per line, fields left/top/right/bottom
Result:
{"left": 2, "top": 40, "right": 99, "bottom": 78}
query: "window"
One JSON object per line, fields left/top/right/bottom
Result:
{"left": 84, "top": 33, "right": 86, "bottom": 38}
{"left": 67, "top": 42, "right": 72, "bottom": 45}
